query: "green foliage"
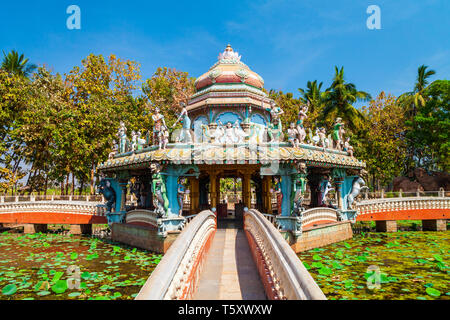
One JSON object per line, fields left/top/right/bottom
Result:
{"left": 320, "top": 66, "right": 371, "bottom": 132}
{"left": 358, "top": 92, "right": 407, "bottom": 185}
{"left": 1, "top": 50, "right": 36, "bottom": 78}
{"left": 142, "top": 67, "right": 195, "bottom": 132}
{"left": 406, "top": 80, "right": 450, "bottom": 171}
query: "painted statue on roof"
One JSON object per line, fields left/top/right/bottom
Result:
{"left": 173, "top": 102, "right": 193, "bottom": 143}
{"left": 296, "top": 101, "right": 309, "bottom": 144}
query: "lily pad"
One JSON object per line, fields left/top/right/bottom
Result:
{"left": 2, "top": 284, "right": 17, "bottom": 296}
{"left": 426, "top": 287, "right": 441, "bottom": 297}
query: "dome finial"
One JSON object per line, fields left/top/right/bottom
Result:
{"left": 218, "top": 44, "right": 241, "bottom": 62}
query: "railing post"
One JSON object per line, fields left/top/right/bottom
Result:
{"left": 51, "top": 195, "right": 54, "bottom": 201}
{"left": 0, "top": 196, "right": 3, "bottom": 203}
{"left": 15, "top": 196, "right": 19, "bottom": 202}
{"left": 439, "top": 187, "right": 444, "bottom": 198}
{"left": 69, "top": 195, "right": 72, "bottom": 202}
{"left": 416, "top": 188, "right": 420, "bottom": 197}
{"left": 381, "top": 189, "right": 384, "bottom": 199}
{"left": 399, "top": 189, "right": 402, "bottom": 198}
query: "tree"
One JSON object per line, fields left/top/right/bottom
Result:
{"left": 407, "top": 80, "right": 450, "bottom": 171}
{"left": 398, "top": 65, "right": 437, "bottom": 171}
{"left": 142, "top": 67, "right": 195, "bottom": 131}
{"left": 358, "top": 92, "right": 407, "bottom": 189}
{"left": 321, "top": 66, "right": 372, "bottom": 132}
{"left": 65, "top": 54, "right": 142, "bottom": 194}
{"left": 0, "top": 69, "right": 30, "bottom": 194}
{"left": 268, "top": 90, "right": 301, "bottom": 135}
{"left": 1, "top": 50, "right": 36, "bottom": 78}
{"left": 298, "top": 80, "right": 325, "bottom": 129}
{"left": 398, "top": 65, "right": 436, "bottom": 117}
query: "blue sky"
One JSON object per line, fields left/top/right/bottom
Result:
{"left": 1, "top": 0, "right": 449, "bottom": 102}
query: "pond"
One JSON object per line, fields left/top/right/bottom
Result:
{"left": 298, "top": 231, "right": 450, "bottom": 300}
{"left": 0, "top": 231, "right": 161, "bottom": 300}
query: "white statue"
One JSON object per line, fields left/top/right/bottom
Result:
{"left": 158, "top": 125, "right": 169, "bottom": 150}
{"left": 288, "top": 123, "right": 299, "bottom": 148}
{"left": 152, "top": 107, "right": 166, "bottom": 146}
{"left": 344, "top": 137, "right": 354, "bottom": 157}
{"left": 117, "top": 121, "right": 128, "bottom": 153}
{"left": 296, "top": 102, "right": 309, "bottom": 144}
{"left": 131, "top": 131, "right": 138, "bottom": 151}
{"left": 233, "top": 120, "right": 247, "bottom": 143}
{"left": 347, "top": 176, "right": 368, "bottom": 210}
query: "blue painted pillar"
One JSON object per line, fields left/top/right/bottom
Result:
{"left": 165, "top": 173, "right": 179, "bottom": 218}
{"left": 280, "top": 174, "right": 292, "bottom": 216}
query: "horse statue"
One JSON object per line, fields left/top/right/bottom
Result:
{"left": 346, "top": 176, "right": 369, "bottom": 210}
{"left": 98, "top": 179, "right": 116, "bottom": 213}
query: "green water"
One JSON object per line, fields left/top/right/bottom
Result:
{"left": 0, "top": 232, "right": 161, "bottom": 300}
{"left": 298, "top": 231, "right": 450, "bottom": 300}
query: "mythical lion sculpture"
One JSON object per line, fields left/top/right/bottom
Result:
{"left": 98, "top": 179, "right": 116, "bottom": 213}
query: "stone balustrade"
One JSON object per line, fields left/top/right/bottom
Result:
{"left": 301, "top": 207, "right": 339, "bottom": 229}
{"left": 244, "top": 209, "right": 326, "bottom": 300}
{"left": 135, "top": 210, "right": 216, "bottom": 300}
{"left": 125, "top": 209, "right": 189, "bottom": 238}
{"left": 356, "top": 197, "right": 450, "bottom": 215}
{"left": 0, "top": 201, "right": 106, "bottom": 216}
{"left": 0, "top": 195, "right": 104, "bottom": 203}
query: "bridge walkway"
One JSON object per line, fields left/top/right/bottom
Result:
{"left": 193, "top": 219, "right": 266, "bottom": 300}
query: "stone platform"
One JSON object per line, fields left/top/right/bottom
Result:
{"left": 287, "top": 221, "right": 353, "bottom": 253}
{"left": 111, "top": 223, "right": 179, "bottom": 253}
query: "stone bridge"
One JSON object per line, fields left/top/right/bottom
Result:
{"left": 355, "top": 193, "right": 449, "bottom": 232}
{"left": 136, "top": 209, "right": 326, "bottom": 300}
{"left": 0, "top": 195, "right": 107, "bottom": 234}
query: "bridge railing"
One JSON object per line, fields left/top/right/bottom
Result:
{"left": 0, "top": 200, "right": 107, "bottom": 216}
{"left": 357, "top": 189, "right": 447, "bottom": 201}
{"left": 244, "top": 209, "right": 326, "bottom": 300}
{"left": 356, "top": 197, "right": 450, "bottom": 215}
{"left": 0, "top": 194, "right": 104, "bottom": 203}
{"left": 135, "top": 210, "right": 216, "bottom": 300}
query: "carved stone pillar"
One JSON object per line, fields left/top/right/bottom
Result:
{"left": 119, "top": 181, "right": 128, "bottom": 212}
{"left": 334, "top": 180, "right": 343, "bottom": 209}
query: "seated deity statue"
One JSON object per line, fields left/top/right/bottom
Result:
{"left": 343, "top": 137, "right": 354, "bottom": 157}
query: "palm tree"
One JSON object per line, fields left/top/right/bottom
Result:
{"left": 398, "top": 65, "right": 436, "bottom": 117}
{"left": 298, "top": 80, "right": 324, "bottom": 112}
{"left": 321, "top": 66, "right": 372, "bottom": 132}
{"left": 298, "top": 80, "right": 325, "bottom": 129}
{"left": 398, "top": 65, "right": 436, "bottom": 171}
{"left": 1, "top": 50, "right": 36, "bottom": 78}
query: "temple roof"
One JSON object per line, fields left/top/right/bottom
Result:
{"left": 194, "top": 45, "right": 265, "bottom": 92}
{"left": 98, "top": 144, "right": 366, "bottom": 171}
{"left": 188, "top": 45, "right": 269, "bottom": 112}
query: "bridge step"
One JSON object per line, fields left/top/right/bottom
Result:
{"left": 193, "top": 228, "right": 266, "bottom": 300}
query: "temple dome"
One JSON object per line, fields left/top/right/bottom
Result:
{"left": 194, "top": 45, "right": 265, "bottom": 91}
